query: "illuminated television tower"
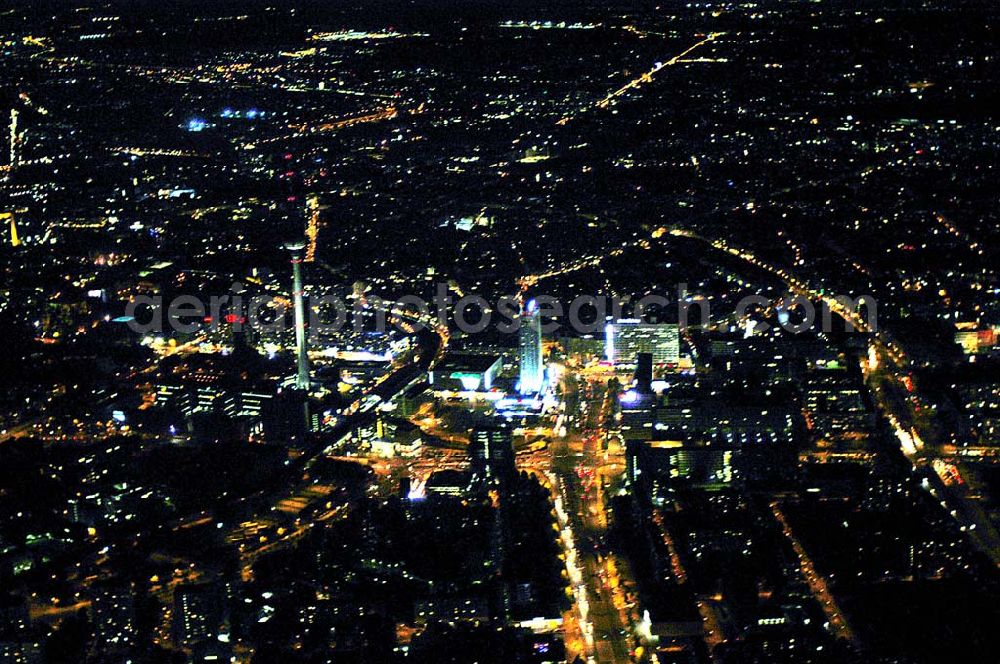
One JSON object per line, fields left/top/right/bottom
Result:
{"left": 284, "top": 239, "right": 311, "bottom": 390}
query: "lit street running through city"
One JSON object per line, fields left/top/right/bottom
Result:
{"left": 545, "top": 370, "right": 642, "bottom": 663}
{"left": 770, "top": 500, "right": 859, "bottom": 648}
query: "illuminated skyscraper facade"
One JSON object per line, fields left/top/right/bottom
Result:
{"left": 605, "top": 320, "right": 680, "bottom": 366}
{"left": 518, "top": 299, "right": 543, "bottom": 394}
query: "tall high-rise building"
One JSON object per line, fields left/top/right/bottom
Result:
{"left": 605, "top": 320, "right": 680, "bottom": 366}
{"left": 173, "top": 582, "right": 222, "bottom": 648}
{"left": 634, "top": 352, "right": 653, "bottom": 393}
{"left": 89, "top": 582, "right": 137, "bottom": 650}
{"left": 470, "top": 423, "right": 516, "bottom": 483}
{"left": 518, "top": 299, "right": 544, "bottom": 394}
{"left": 284, "top": 239, "right": 310, "bottom": 390}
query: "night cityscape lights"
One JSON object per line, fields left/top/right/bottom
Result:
{"left": 1, "top": 2, "right": 1000, "bottom": 663}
